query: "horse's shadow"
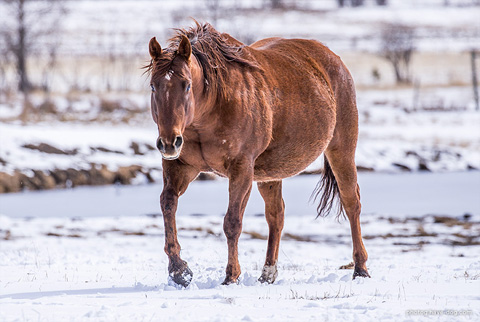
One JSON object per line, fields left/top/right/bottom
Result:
{"left": 0, "top": 285, "right": 159, "bottom": 300}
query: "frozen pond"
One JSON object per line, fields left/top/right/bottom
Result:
{"left": 1, "top": 171, "right": 479, "bottom": 219}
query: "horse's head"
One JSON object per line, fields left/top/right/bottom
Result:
{"left": 148, "top": 36, "right": 195, "bottom": 160}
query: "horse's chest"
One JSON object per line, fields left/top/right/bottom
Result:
{"left": 199, "top": 139, "right": 237, "bottom": 175}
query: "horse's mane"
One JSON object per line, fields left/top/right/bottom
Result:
{"left": 145, "top": 22, "right": 257, "bottom": 99}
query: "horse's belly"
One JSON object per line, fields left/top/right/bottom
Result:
{"left": 253, "top": 132, "right": 329, "bottom": 182}
{"left": 253, "top": 93, "right": 336, "bottom": 181}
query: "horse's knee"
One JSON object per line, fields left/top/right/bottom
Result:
{"left": 344, "top": 201, "right": 361, "bottom": 218}
{"left": 160, "top": 187, "right": 178, "bottom": 209}
{"left": 223, "top": 215, "right": 242, "bottom": 240}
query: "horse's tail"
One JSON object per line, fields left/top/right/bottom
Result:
{"left": 310, "top": 155, "right": 345, "bottom": 219}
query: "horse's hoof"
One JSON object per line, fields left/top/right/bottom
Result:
{"left": 169, "top": 263, "right": 193, "bottom": 287}
{"left": 221, "top": 276, "right": 239, "bottom": 285}
{"left": 258, "top": 264, "right": 278, "bottom": 284}
{"left": 353, "top": 265, "right": 371, "bottom": 279}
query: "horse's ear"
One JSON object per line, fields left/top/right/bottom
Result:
{"left": 178, "top": 35, "right": 191, "bottom": 61}
{"left": 149, "top": 37, "right": 162, "bottom": 60}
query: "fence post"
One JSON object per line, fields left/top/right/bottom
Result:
{"left": 472, "top": 50, "right": 479, "bottom": 111}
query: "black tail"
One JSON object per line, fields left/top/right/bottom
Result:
{"left": 310, "top": 155, "right": 345, "bottom": 219}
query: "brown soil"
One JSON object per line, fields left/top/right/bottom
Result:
{"left": 0, "top": 164, "right": 158, "bottom": 193}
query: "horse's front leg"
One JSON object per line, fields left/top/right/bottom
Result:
{"left": 161, "top": 160, "right": 199, "bottom": 287}
{"left": 222, "top": 159, "right": 254, "bottom": 285}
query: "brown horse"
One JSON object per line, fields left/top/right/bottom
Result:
{"left": 145, "top": 22, "right": 369, "bottom": 287}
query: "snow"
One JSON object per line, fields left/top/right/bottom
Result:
{"left": 1, "top": 1, "right": 480, "bottom": 318}
{"left": 0, "top": 122, "right": 159, "bottom": 174}
{"left": 1, "top": 91, "right": 479, "bottom": 175}
{"left": 0, "top": 172, "right": 479, "bottom": 321}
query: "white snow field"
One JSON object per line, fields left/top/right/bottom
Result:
{"left": 1, "top": 96, "right": 479, "bottom": 176}
{"left": 1, "top": 173, "right": 479, "bottom": 321}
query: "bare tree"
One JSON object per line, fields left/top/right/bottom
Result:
{"left": 380, "top": 24, "right": 415, "bottom": 84}
{"left": 376, "top": 0, "right": 388, "bottom": 5}
{"left": 351, "top": 0, "right": 365, "bottom": 6}
{"left": 0, "top": 32, "right": 14, "bottom": 95}
{"left": 337, "top": 0, "right": 366, "bottom": 7}
{"left": 0, "top": 0, "right": 66, "bottom": 93}
{"left": 269, "top": 0, "right": 283, "bottom": 9}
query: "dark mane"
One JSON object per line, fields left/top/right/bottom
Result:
{"left": 144, "top": 22, "right": 257, "bottom": 99}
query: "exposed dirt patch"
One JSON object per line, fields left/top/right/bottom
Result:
{"left": 392, "top": 163, "right": 412, "bottom": 171}
{"left": 179, "top": 226, "right": 219, "bottom": 237}
{"left": 1, "top": 230, "right": 13, "bottom": 241}
{"left": 356, "top": 166, "right": 375, "bottom": 172}
{"left": 433, "top": 215, "right": 473, "bottom": 229}
{"left": 339, "top": 262, "right": 354, "bottom": 270}
{"left": 97, "top": 228, "right": 149, "bottom": 236}
{"left": 0, "top": 164, "right": 158, "bottom": 193}
{"left": 46, "top": 232, "right": 83, "bottom": 238}
{"left": 129, "top": 141, "right": 155, "bottom": 155}
{"left": 22, "top": 143, "right": 78, "bottom": 155}
{"left": 90, "top": 146, "right": 124, "bottom": 154}
{"left": 243, "top": 231, "right": 268, "bottom": 240}
{"left": 282, "top": 232, "right": 314, "bottom": 242}
{"left": 364, "top": 215, "right": 479, "bottom": 246}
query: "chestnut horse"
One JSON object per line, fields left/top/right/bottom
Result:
{"left": 145, "top": 22, "right": 369, "bottom": 287}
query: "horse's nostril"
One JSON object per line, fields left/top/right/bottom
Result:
{"left": 174, "top": 135, "right": 183, "bottom": 149}
{"left": 156, "top": 137, "right": 165, "bottom": 152}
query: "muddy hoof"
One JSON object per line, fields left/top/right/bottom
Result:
{"left": 169, "top": 263, "right": 193, "bottom": 287}
{"left": 221, "top": 276, "right": 239, "bottom": 285}
{"left": 353, "top": 265, "right": 371, "bottom": 279}
{"left": 258, "top": 264, "right": 278, "bottom": 284}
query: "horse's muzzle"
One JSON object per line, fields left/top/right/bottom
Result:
{"left": 157, "top": 135, "right": 183, "bottom": 160}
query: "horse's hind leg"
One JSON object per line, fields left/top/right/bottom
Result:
{"left": 257, "top": 180, "right": 285, "bottom": 284}
{"left": 325, "top": 145, "right": 370, "bottom": 278}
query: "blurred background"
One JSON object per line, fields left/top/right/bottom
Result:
{"left": 0, "top": 0, "right": 479, "bottom": 193}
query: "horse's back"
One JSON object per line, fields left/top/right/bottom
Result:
{"left": 250, "top": 37, "right": 349, "bottom": 91}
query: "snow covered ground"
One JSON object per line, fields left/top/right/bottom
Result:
{"left": 1, "top": 88, "right": 479, "bottom": 180}
{"left": 0, "top": 173, "right": 479, "bottom": 321}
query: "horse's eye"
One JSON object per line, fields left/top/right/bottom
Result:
{"left": 186, "top": 83, "right": 191, "bottom": 93}
{"left": 150, "top": 84, "right": 155, "bottom": 92}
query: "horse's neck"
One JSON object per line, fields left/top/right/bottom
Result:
{"left": 190, "top": 56, "right": 217, "bottom": 126}
{"left": 190, "top": 56, "right": 258, "bottom": 132}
